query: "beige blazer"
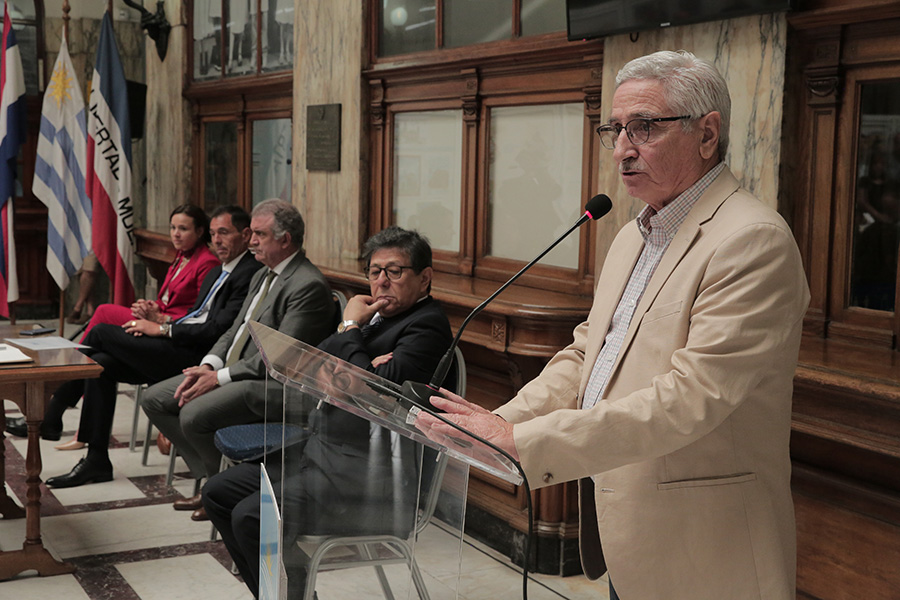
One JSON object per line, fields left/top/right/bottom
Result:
{"left": 495, "top": 168, "right": 810, "bottom": 600}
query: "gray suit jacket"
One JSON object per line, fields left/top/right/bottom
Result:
{"left": 209, "top": 250, "right": 335, "bottom": 381}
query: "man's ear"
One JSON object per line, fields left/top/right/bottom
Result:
{"left": 418, "top": 267, "right": 433, "bottom": 294}
{"left": 698, "top": 111, "right": 721, "bottom": 160}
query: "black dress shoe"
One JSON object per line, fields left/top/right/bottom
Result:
{"left": 5, "top": 416, "right": 63, "bottom": 441}
{"left": 45, "top": 458, "right": 113, "bottom": 488}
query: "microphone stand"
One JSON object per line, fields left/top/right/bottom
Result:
{"left": 401, "top": 197, "right": 609, "bottom": 407}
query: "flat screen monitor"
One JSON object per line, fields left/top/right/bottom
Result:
{"left": 567, "top": 0, "right": 795, "bottom": 41}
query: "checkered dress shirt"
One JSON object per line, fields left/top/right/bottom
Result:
{"left": 581, "top": 162, "right": 725, "bottom": 411}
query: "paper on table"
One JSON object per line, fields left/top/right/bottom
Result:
{"left": 0, "top": 343, "right": 33, "bottom": 364}
{"left": 5, "top": 336, "right": 89, "bottom": 351}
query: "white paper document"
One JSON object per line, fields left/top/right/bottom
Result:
{"left": 5, "top": 336, "right": 88, "bottom": 351}
{"left": 0, "top": 343, "right": 33, "bottom": 364}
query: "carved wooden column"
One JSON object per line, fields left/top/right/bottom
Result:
{"left": 368, "top": 79, "right": 386, "bottom": 234}
{"left": 459, "top": 68, "right": 479, "bottom": 276}
{"left": 800, "top": 27, "right": 843, "bottom": 337}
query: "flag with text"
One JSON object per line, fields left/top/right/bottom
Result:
{"left": 86, "top": 11, "right": 134, "bottom": 306}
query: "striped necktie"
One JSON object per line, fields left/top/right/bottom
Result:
{"left": 176, "top": 269, "right": 229, "bottom": 324}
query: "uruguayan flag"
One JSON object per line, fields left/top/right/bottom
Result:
{"left": 33, "top": 32, "right": 90, "bottom": 290}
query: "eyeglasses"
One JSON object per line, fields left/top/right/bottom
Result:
{"left": 596, "top": 116, "right": 692, "bottom": 149}
{"left": 365, "top": 265, "right": 415, "bottom": 281}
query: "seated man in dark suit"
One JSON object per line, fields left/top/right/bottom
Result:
{"left": 36, "top": 206, "right": 261, "bottom": 488}
{"left": 142, "top": 199, "right": 336, "bottom": 511}
{"left": 203, "top": 226, "right": 454, "bottom": 598}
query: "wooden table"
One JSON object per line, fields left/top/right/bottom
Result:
{"left": 0, "top": 327, "right": 102, "bottom": 580}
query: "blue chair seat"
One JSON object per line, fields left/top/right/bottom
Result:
{"left": 214, "top": 423, "right": 310, "bottom": 463}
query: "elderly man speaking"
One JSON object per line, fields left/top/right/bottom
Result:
{"left": 419, "top": 50, "right": 810, "bottom": 600}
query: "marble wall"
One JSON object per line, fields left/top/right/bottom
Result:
{"left": 293, "top": 0, "right": 368, "bottom": 265}
{"left": 143, "top": 0, "right": 192, "bottom": 231}
{"left": 594, "top": 13, "right": 788, "bottom": 263}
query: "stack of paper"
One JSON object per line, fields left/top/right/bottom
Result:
{"left": 0, "top": 344, "right": 33, "bottom": 364}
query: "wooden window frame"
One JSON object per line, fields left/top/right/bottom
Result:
{"left": 190, "top": 90, "right": 292, "bottom": 212}
{"left": 828, "top": 65, "right": 900, "bottom": 347}
{"left": 367, "top": 49, "right": 604, "bottom": 295}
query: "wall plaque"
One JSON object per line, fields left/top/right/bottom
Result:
{"left": 306, "top": 104, "right": 341, "bottom": 171}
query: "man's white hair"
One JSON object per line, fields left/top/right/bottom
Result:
{"left": 616, "top": 50, "right": 731, "bottom": 159}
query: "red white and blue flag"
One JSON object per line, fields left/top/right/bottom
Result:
{"left": 86, "top": 11, "right": 134, "bottom": 306}
{"left": 0, "top": 3, "right": 24, "bottom": 318}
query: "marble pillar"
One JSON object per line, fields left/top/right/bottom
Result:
{"left": 293, "top": 0, "right": 367, "bottom": 265}
{"left": 144, "top": 0, "right": 191, "bottom": 230}
{"left": 594, "top": 14, "right": 788, "bottom": 264}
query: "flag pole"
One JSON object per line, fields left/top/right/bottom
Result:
{"left": 57, "top": 0, "right": 71, "bottom": 335}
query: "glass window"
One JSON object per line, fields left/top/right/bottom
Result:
{"left": 252, "top": 118, "right": 292, "bottom": 206}
{"left": 444, "top": 0, "right": 513, "bottom": 48}
{"left": 488, "top": 104, "right": 583, "bottom": 268}
{"left": 850, "top": 82, "right": 900, "bottom": 312}
{"left": 392, "top": 111, "right": 463, "bottom": 253}
{"left": 380, "top": 0, "right": 436, "bottom": 57}
{"left": 264, "top": 0, "right": 294, "bottom": 71}
{"left": 226, "top": 0, "right": 256, "bottom": 76}
{"left": 5, "top": 1, "right": 38, "bottom": 94}
{"left": 521, "top": 0, "right": 567, "bottom": 37}
{"left": 193, "top": 0, "right": 223, "bottom": 79}
{"left": 204, "top": 122, "right": 239, "bottom": 211}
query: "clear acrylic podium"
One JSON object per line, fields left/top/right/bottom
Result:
{"left": 249, "top": 322, "right": 522, "bottom": 600}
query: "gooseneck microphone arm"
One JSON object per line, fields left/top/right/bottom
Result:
{"left": 402, "top": 193, "right": 613, "bottom": 406}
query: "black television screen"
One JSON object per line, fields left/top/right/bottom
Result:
{"left": 567, "top": 0, "right": 795, "bottom": 41}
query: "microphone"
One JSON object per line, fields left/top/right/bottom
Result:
{"left": 401, "top": 193, "right": 613, "bottom": 409}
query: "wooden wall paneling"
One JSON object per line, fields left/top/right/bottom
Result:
{"left": 800, "top": 27, "right": 842, "bottom": 338}
{"left": 368, "top": 79, "right": 386, "bottom": 237}
{"left": 459, "top": 68, "right": 479, "bottom": 277}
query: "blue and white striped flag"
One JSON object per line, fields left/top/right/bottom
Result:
{"left": 33, "top": 32, "right": 90, "bottom": 290}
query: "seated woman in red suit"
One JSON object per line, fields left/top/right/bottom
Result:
{"left": 82, "top": 204, "right": 220, "bottom": 337}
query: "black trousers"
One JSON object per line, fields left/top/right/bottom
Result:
{"left": 60, "top": 324, "right": 205, "bottom": 448}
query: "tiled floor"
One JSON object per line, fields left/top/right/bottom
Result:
{"left": 0, "top": 323, "right": 608, "bottom": 599}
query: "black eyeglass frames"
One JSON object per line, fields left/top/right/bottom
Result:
{"left": 596, "top": 115, "right": 692, "bottom": 149}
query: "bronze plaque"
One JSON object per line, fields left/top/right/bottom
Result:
{"left": 306, "top": 104, "right": 341, "bottom": 171}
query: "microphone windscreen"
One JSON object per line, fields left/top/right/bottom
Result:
{"left": 584, "top": 194, "right": 613, "bottom": 220}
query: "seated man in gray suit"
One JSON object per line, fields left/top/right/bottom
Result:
{"left": 142, "top": 199, "right": 336, "bottom": 517}
{"left": 40, "top": 205, "right": 261, "bottom": 488}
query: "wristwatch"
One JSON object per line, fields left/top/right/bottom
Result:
{"left": 159, "top": 323, "right": 171, "bottom": 337}
{"left": 337, "top": 320, "right": 358, "bottom": 334}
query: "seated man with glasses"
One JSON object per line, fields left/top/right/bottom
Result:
{"left": 202, "top": 225, "right": 454, "bottom": 598}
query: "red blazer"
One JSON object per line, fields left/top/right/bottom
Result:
{"left": 155, "top": 246, "right": 219, "bottom": 321}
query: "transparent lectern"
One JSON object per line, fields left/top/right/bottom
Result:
{"left": 249, "top": 322, "right": 522, "bottom": 600}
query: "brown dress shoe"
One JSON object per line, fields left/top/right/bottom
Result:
{"left": 157, "top": 432, "right": 172, "bottom": 455}
{"left": 191, "top": 506, "right": 209, "bottom": 521}
{"left": 173, "top": 492, "right": 203, "bottom": 511}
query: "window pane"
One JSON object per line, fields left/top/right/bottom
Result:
{"left": 5, "top": 1, "right": 34, "bottom": 19}
{"left": 226, "top": 0, "right": 256, "bottom": 76}
{"left": 392, "top": 111, "right": 463, "bottom": 253}
{"left": 263, "top": 0, "right": 293, "bottom": 71}
{"left": 252, "top": 118, "right": 292, "bottom": 206}
{"left": 380, "top": 0, "right": 436, "bottom": 57}
{"left": 194, "top": 0, "right": 222, "bottom": 79}
{"left": 488, "top": 104, "right": 583, "bottom": 269}
{"left": 204, "top": 121, "right": 239, "bottom": 211}
{"left": 12, "top": 23, "right": 38, "bottom": 94}
{"left": 851, "top": 82, "right": 900, "bottom": 312}
{"left": 444, "top": 0, "right": 512, "bottom": 48}
{"left": 521, "top": 0, "right": 567, "bottom": 37}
